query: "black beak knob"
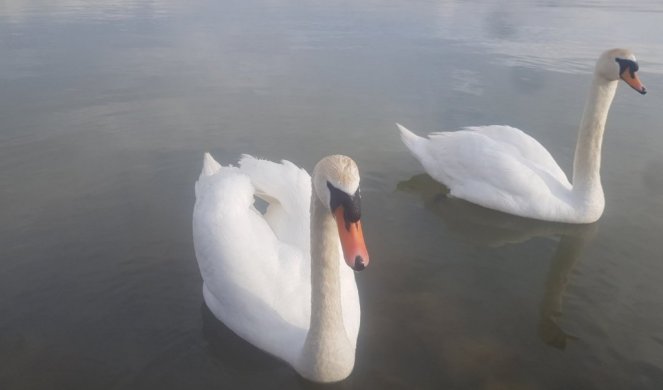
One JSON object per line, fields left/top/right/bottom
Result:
{"left": 353, "top": 256, "right": 366, "bottom": 271}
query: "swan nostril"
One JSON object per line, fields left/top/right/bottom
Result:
{"left": 353, "top": 256, "right": 365, "bottom": 271}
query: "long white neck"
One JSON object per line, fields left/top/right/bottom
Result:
{"left": 571, "top": 73, "right": 617, "bottom": 203}
{"left": 297, "top": 195, "right": 354, "bottom": 382}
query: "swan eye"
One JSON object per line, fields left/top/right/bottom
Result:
{"left": 327, "top": 181, "right": 361, "bottom": 223}
{"left": 616, "top": 58, "right": 638, "bottom": 78}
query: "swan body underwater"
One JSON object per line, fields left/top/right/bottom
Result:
{"left": 192, "top": 153, "right": 369, "bottom": 383}
{"left": 398, "top": 48, "right": 647, "bottom": 224}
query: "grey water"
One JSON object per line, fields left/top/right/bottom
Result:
{"left": 2, "top": 0, "right": 663, "bottom": 389}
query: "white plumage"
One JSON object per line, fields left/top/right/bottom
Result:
{"left": 398, "top": 48, "right": 647, "bottom": 223}
{"left": 398, "top": 124, "right": 577, "bottom": 221}
{"left": 193, "top": 153, "right": 365, "bottom": 382}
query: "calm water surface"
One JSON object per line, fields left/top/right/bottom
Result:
{"left": 2, "top": 1, "right": 663, "bottom": 389}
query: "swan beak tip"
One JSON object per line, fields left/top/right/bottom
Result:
{"left": 621, "top": 70, "right": 647, "bottom": 95}
{"left": 353, "top": 255, "right": 367, "bottom": 271}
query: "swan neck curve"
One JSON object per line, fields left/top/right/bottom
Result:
{"left": 571, "top": 73, "right": 617, "bottom": 201}
{"left": 297, "top": 193, "right": 354, "bottom": 382}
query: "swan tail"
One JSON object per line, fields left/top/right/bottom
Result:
{"left": 196, "top": 153, "right": 222, "bottom": 198}
{"left": 397, "top": 123, "right": 427, "bottom": 156}
{"left": 196, "top": 153, "right": 244, "bottom": 199}
{"left": 201, "top": 152, "right": 222, "bottom": 177}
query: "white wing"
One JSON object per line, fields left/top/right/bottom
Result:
{"left": 193, "top": 154, "right": 311, "bottom": 364}
{"left": 238, "top": 155, "right": 311, "bottom": 252}
{"left": 192, "top": 153, "right": 360, "bottom": 367}
{"left": 399, "top": 124, "right": 576, "bottom": 220}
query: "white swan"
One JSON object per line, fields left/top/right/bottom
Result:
{"left": 192, "top": 153, "right": 369, "bottom": 383}
{"left": 398, "top": 48, "right": 647, "bottom": 223}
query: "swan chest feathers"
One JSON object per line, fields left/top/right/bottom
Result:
{"left": 193, "top": 153, "right": 368, "bottom": 383}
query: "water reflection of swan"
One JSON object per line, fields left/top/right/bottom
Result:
{"left": 538, "top": 225, "right": 596, "bottom": 349}
{"left": 397, "top": 48, "right": 646, "bottom": 223}
{"left": 397, "top": 173, "right": 592, "bottom": 246}
{"left": 398, "top": 173, "right": 597, "bottom": 348}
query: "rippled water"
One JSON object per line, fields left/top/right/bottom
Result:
{"left": 2, "top": 1, "right": 663, "bottom": 389}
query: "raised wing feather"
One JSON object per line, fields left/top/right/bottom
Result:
{"left": 460, "top": 126, "right": 569, "bottom": 183}
{"left": 238, "top": 155, "right": 311, "bottom": 251}
{"left": 429, "top": 125, "right": 570, "bottom": 185}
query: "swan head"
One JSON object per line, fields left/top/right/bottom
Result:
{"left": 596, "top": 48, "right": 646, "bottom": 95}
{"left": 313, "top": 155, "right": 369, "bottom": 271}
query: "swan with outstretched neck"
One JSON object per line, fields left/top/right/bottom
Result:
{"left": 398, "top": 48, "right": 647, "bottom": 223}
{"left": 193, "top": 153, "right": 369, "bottom": 383}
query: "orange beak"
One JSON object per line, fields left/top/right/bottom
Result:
{"left": 621, "top": 68, "right": 647, "bottom": 95}
{"left": 334, "top": 207, "right": 369, "bottom": 271}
